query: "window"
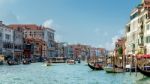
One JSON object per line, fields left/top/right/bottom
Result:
{"left": 126, "top": 26, "right": 130, "bottom": 32}
{"left": 146, "top": 14, "right": 148, "bottom": 19}
{"left": 5, "top": 34, "right": 10, "bottom": 40}
{"left": 147, "top": 24, "right": 150, "bottom": 30}
{"left": 146, "top": 36, "right": 150, "bottom": 43}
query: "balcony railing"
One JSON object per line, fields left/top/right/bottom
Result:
{"left": 138, "top": 43, "right": 144, "bottom": 48}
{"left": 139, "top": 28, "right": 144, "bottom": 36}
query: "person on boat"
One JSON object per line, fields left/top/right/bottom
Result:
{"left": 94, "top": 63, "right": 100, "bottom": 68}
{"left": 114, "top": 64, "right": 118, "bottom": 68}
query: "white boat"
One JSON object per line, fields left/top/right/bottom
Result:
{"left": 44, "top": 60, "right": 51, "bottom": 66}
{"left": 67, "top": 60, "right": 76, "bottom": 65}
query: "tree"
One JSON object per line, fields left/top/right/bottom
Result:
{"left": 118, "top": 47, "right": 123, "bottom": 56}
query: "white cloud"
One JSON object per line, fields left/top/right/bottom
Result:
{"left": 102, "top": 29, "right": 124, "bottom": 50}
{"left": 43, "top": 19, "right": 54, "bottom": 28}
{"left": 55, "top": 34, "right": 63, "bottom": 42}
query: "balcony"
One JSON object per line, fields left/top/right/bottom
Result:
{"left": 138, "top": 42, "right": 144, "bottom": 48}
{"left": 139, "top": 28, "right": 144, "bottom": 36}
{"left": 139, "top": 31, "right": 144, "bottom": 36}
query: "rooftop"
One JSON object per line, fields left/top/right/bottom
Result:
{"left": 8, "top": 24, "right": 55, "bottom": 32}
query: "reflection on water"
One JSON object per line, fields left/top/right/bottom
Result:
{"left": 0, "top": 62, "right": 149, "bottom": 84}
{"left": 136, "top": 77, "right": 150, "bottom": 84}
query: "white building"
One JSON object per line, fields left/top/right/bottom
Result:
{"left": 0, "top": 21, "right": 14, "bottom": 58}
{"left": 125, "top": 0, "right": 150, "bottom": 55}
{"left": 43, "top": 27, "right": 55, "bottom": 57}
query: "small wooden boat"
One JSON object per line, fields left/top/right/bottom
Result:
{"left": 104, "top": 67, "right": 123, "bottom": 73}
{"left": 22, "top": 59, "right": 30, "bottom": 64}
{"left": 7, "top": 60, "right": 18, "bottom": 65}
{"left": 104, "top": 64, "right": 114, "bottom": 73}
{"left": 22, "top": 60, "right": 30, "bottom": 64}
{"left": 137, "top": 66, "right": 150, "bottom": 77}
{"left": 104, "top": 64, "right": 123, "bottom": 73}
{"left": 88, "top": 63, "right": 103, "bottom": 70}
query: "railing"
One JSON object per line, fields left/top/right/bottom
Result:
{"left": 139, "top": 28, "right": 144, "bottom": 36}
{"left": 138, "top": 43, "right": 144, "bottom": 47}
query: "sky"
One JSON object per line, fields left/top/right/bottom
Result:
{"left": 0, "top": 0, "right": 141, "bottom": 50}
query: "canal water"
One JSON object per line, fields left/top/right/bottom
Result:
{"left": 0, "top": 62, "right": 150, "bottom": 84}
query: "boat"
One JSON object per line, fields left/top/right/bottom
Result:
{"left": 7, "top": 60, "right": 18, "bottom": 65}
{"left": 22, "top": 60, "right": 30, "bottom": 64}
{"left": 137, "top": 66, "right": 150, "bottom": 77}
{"left": 44, "top": 60, "right": 51, "bottom": 66}
{"left": 136, "top": 54, "right": 150, "bottom": 76}
{"left": 88, "top": 62, "right": 103, "bottom": 70}
{"left": 104, "top": 64, "right": 114, "bottom": 73}
{"left": 67, "top": 60, "right": 76, "bottom": 65}
{"left": 22, "top": 59, "right": 31, "bottom": 64}
{"left": 125, "top": 64, "right": 138, "bottom": 72}
{"left": 104, "top": 64, "right": 123, "bottom": 73}
{"left": 77, "top": 59, "right": 81, "bottom": 63}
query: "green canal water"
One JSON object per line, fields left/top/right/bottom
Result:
{"left": 0, "top": 62, "right": 150, "bottom": 84}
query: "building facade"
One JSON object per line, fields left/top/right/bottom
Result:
{"left": 13, "top": 28, "right": 23, "bottom": 61}
{"left": 0, "top": 21, "right": 14, "bottom": 59}
{"left": 43, "top": 28, "right": 55, "bottom": 57}
{"left": 8, "top": 24, "right": 55, "bottom": 61}
{"left": 125, "top": 0, "right": 150, "bottom": 55}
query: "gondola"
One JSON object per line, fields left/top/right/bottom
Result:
{"left": 23, "top": 60, "right": 30, "bottom": 64}
{"left": 7, "top": 60, "right": 18, "bottom": 65}
{"left": 22, "top": 59, "right": 31, "bottom": 65}
{"left": 88, "top": 63, "right": 103, "bottom": 70}
{"left": 137, "top": 66, "right": 150, "bottom": 77}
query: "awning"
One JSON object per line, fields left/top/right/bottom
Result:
{"left": 137, "top": 54, "right": 150, "bottom": 59}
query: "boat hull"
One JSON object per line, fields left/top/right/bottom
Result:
{"left": 104, "top": 67, "right": 123, "bottom": 73}
{"left": 137, "top": 66, "right": 150, "bottom": 77}
{"left": 44, "top": 63, "right": 51, "bottom": 66}
{"left": 88, "top": 63, "right": 103, "bottom": 70}
{"left": 104, "top": 67, "right": 114, "bottom": 73}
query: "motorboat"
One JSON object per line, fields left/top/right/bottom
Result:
{"left": 67, "top": 60, "right": 76, "bottom": 65}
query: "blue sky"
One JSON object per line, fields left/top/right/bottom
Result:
{"left": 0, "top": 0, "right": 141, "bottom": 50}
